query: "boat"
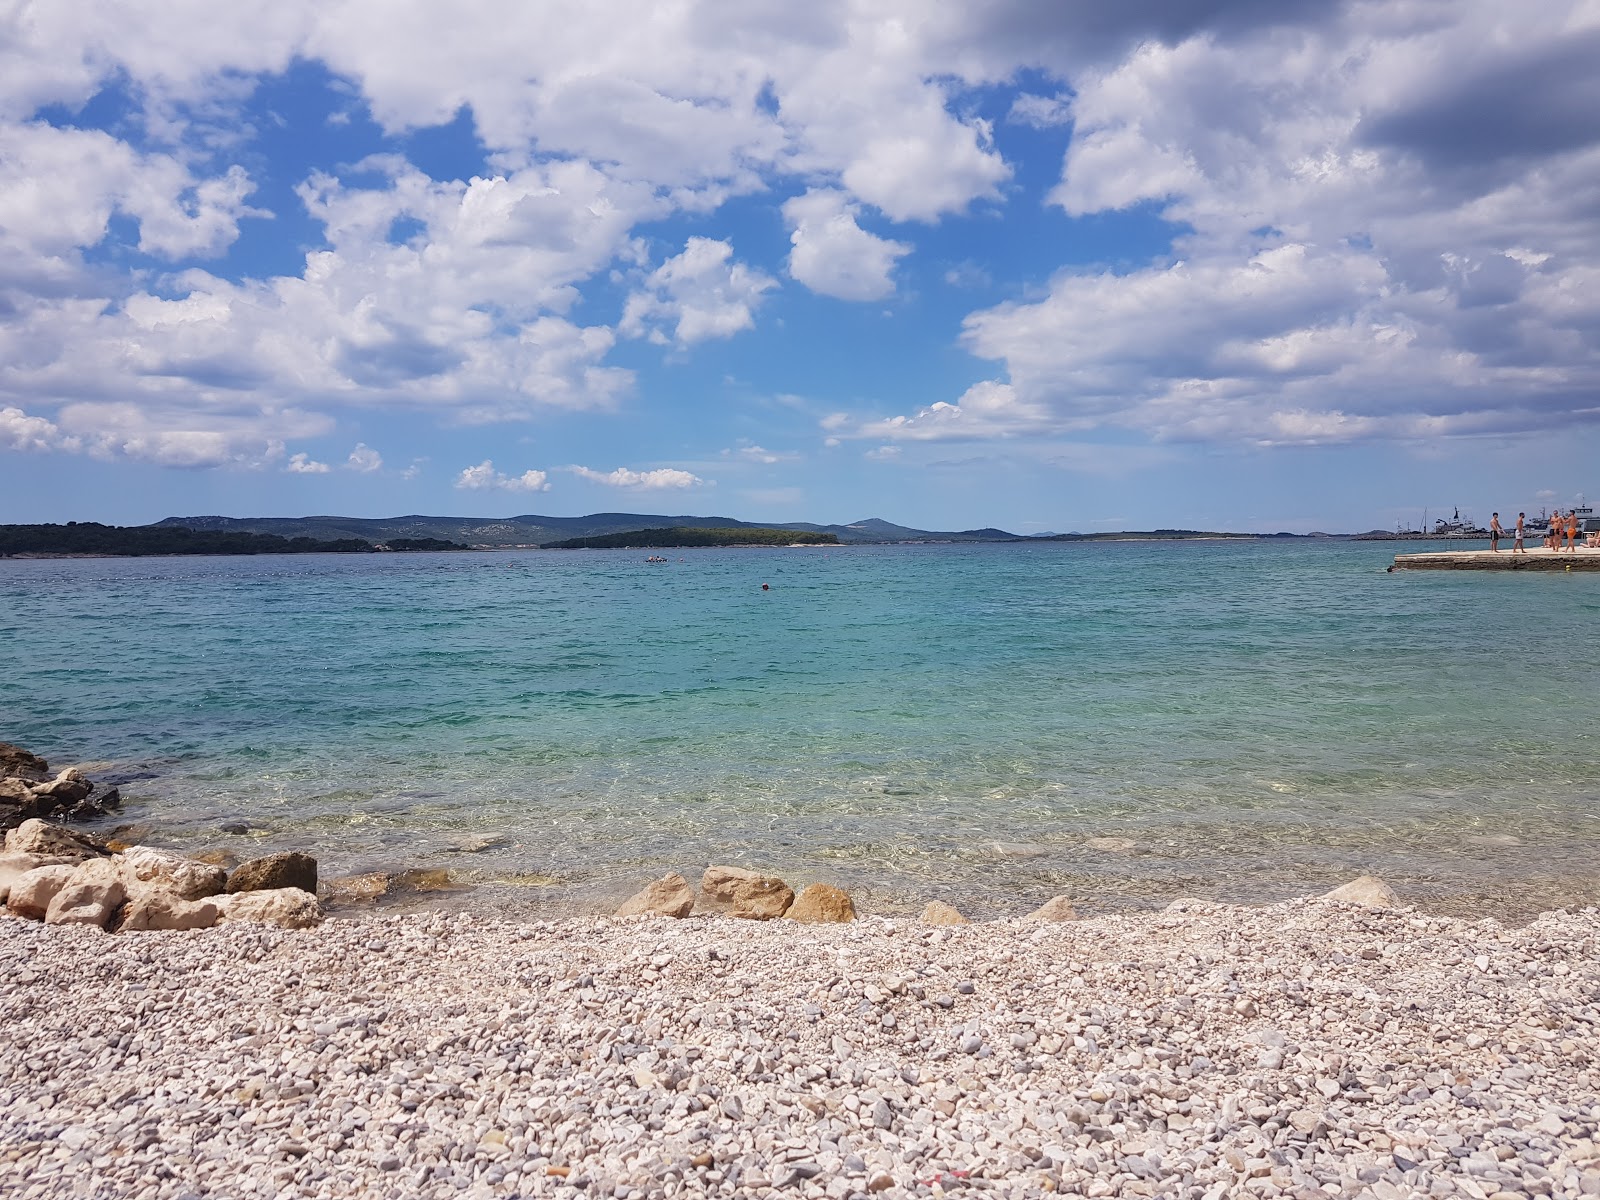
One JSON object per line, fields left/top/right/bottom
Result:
{"left": 1432, "top": 508, "right": 1489, "bottom": 538}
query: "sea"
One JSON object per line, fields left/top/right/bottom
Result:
{"left": 3, "top": 539, "right": 1597, "bottom": 920}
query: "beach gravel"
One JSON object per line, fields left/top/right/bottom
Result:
{"left": 2, "top": 896, "right": 1597, "bottom": 1199}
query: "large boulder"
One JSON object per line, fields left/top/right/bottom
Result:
{"left": 0, "top": 743, "right": 49, "bottom": 781}
{"left": 120, "top": 847, "right": 228, "bottom": 901}
{"left": 220, "top": 888, "right": 323, "bottom": 928}
{"left": 700, "top": 865, "right": 794, "bottom": 920}
{"left": 1321, "top": 875, "right": 1399, "bottom": 909}
{"left": 785, "top": 883, "right": 856, "bottom": 924}
{"left": 45, "top": 858, "right": 126, "bottom": 928}
{"left": 921, "top": 901, "right": 970, "bottom": 925}
{"left": 5, "top": 819, "right": 106, "bottom": 862}
{"left": 0, "top": 851, "right": 77, "bottom": 903}
{"left": 616, "top": 872, "right": 695, "bottom": 918}
{"left": 5, "top": 864, "right": 78, "bottom": 920}
{"left": 227, "top": 851, "right": 317, "bottom": 895}
{"left": 1022, "top": 895, "right": 1079, "bottom": 923}
{"left": 28, "top": 769, "right": 93, "bottom": 807}
{"left": 118, "top": 891, "right": 222, "bottom": 932}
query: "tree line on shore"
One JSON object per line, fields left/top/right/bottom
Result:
{"left": 541, "top": 526, "right": 839, "bottom": 549}
{"left": 0, "top": 523, "right": 468, "bottom": 557}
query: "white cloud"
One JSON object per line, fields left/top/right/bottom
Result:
{"left": 783, "top": 188, "right": 911, "bottom": 301}
{"left": 570, "top": 465, "right": 705, "bottom": 489}
{"left": 0, "top": 406, "right": 74, "bottom": 453}
{"left": 286, "top": 452, "right": 330, "bottom": 474}
{"left": 1008, "top": 93, "right": 1072, "bottom": 129}
{"left": 621, "top": 237, "right": 776, "bottom": 345}
{"left": 864, "top": 444, "right": 901, "bottom": 461}
{"left": 721, "top": 441, "right": 798, "bottom": 464}
{"left": 345, "top": 443, "right": 383, "bottom": 473}
{"left": 454, "top": 460, "right": 551, "bottom": 492}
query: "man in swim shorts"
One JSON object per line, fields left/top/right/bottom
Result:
{"left": 1566, "top": 510, "right": 1579, "bottom": 552}
{"left": 1489, "top": 512, "right": 1502, "bottom": 552}
{"left": 1514, "top": 512, "right": 1526, "bottom": 554}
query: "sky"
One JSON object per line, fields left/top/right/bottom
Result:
{"left": 1, "top": 0, "right": 1598, "bottom": 534}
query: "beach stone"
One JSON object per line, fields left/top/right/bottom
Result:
{"left": 0, "top": 742, "right": 49, "bottom": 780}
{"left": 221, "top": 887, "right": 324, "bottom": 928}
{"left": 227, "top": 851, "right": 318, "bottom": 895}
{"left": 785, "top": 883, "right": 856, "bottom": 924}
{"left": 118, "top": 890, "right": 222, "bottom": 932}
{"left": 700, "top": 865, "right": 794, "bottom": 920}
{"left": 1322, "top": 875, "right": 1400, "bottom": 909}
{"left": 120, "top": 846, "right": 228, "bottom": 901}
{"left": 1023, "top": 895, "right": 1079, "bottom": 922}
{"left": 45, "top": 857, "right": 126, "bottom": 928}
{"left": 391, "top": 867, "right": 462, "bottom": 893}
{"left": 615, "top": 872, "right": 696, "bottom": 918}
{"left": 29, "top": 769, "right": 93, "bottom": 807}
{"left": 325, "top": 872, "right": 393, "bottom": 903}
{"left": 5, "top": 819, "right": 106, "bottom": 862}
{"left": 5, "top": 864, "right": 78, "bottom": 920}
{"left": 921, "top": 901, "right": 970, "bottom": 925}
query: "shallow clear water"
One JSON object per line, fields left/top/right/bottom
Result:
{"left": 3, "top": 540, "right": 1597, "bottom": 919}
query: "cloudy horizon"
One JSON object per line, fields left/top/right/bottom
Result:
{"left": 2, "top": 1, "right": 1597, "bottom": 532}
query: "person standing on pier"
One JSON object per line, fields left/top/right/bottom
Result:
{"left": 1490, "top": 512, "right": 1503, "bottom": 552}
{"left": 1565, "top": 510, "right": 1579, "bottom": 552}
{"left": 1514, "top": 512, "right": 1527, "bottom": 554}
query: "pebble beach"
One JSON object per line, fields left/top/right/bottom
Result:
{"left": 4, "top": 895, "right": 1598, "bottom": 1200}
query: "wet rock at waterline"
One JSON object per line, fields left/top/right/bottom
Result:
{"left": 227, "top": 851, "right": 318, "bottom": 895}
{"left": 1323, "top": 874, "right": 1401, "bottom": 909}
{"left": 785, "top": 882, "right": 856, "bottom": 924}
{"left": 700, "top": 865, "right": 795, "bottom": 920}
{"left": 921, "top": 900, "right": 971, "bottom": 925}
{"left": 615, "top": 872, "right": 696, "bottom": 918}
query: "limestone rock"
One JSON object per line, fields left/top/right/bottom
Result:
{"left": 0, "top": 851, "right": 77, "bottom": 903}
{"left": 118, "top": 890, "right": 222, "bottom": 932}
{"left": 5, "top": 819, "right": 106, "bottom": 862}
{"left": 220, "top": 887, "right": 323, "bottom": 929}
{"left": 1023, "top": 895, "right": 1079, "bottom": 922}
{"left": 700, "top": 865, "right": 794, "bottom": 920}
{"left": 5, "top": 864, "right": 78, "bottom": 920}
{"left": 325, "top": 872, "right": 392, "bottom": 903}
{"left": 30, "top": 769, "right": 93, "bottom": 806}
{"left": 616, "top": 872, "right": 695, "bottom": 918}
{"left": 785, "top": 883, "right": 856, "bottom": 924}
{"left": 1321, "top": 875, "right": 1399, "bottom": 909}
{"left": 0, "top": 742, "right": 49, "bottom": 781}
{"left": 921, "top": 900, "right": 970, "bottom": 925}
{"left": 45, "top": 857, "right": 126, "bottom": 928}
{"left": 120, "top": 846, "right": 229, "bottom": 901}
{"left": 227, "top": 851, "right": 318, "bottom": 895}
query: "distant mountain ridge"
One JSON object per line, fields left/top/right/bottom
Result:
{"left": 151, "top": 512, "right": 1024, "bottom": 547}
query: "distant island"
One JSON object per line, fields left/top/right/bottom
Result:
{"left": 144, "top": 512, "right": 1360, "bottom": 548}
{"left": 0, "top": 513, "right": 1418, "bottom": 559}
{"left": 542, "top": 526, "right": 839, "bottom": 549}
{"left": 0, "top": 523, "right": 469, "bottom": 558}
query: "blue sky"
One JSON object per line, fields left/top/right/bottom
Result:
{"left": 2, "top": 1, "right": 1597, "bottom": 533}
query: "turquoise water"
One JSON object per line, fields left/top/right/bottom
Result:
{"left": 3, "top": 540, "right": 1597, "bottom": 919}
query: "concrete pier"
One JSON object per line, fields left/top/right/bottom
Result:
{"left": 1391, "top": 546, "right": 1600, "bottom": 570}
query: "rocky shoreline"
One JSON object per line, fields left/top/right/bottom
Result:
{"left": 3, "top": 739, "right": 1599, "bottom": 1198}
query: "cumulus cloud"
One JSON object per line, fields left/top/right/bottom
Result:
{"left": 286, "top": 452, "right": 330, "bottom": 474}
{"left": 454, "top": 460, "right": 551, "bottom": 492}
{"left": 621, "top": 238, "right": 776, "bottom": 345}
{"left": 570, "top": 465, "right": 705, "bottom": 489}
{"left": 783, "top": 189, "right": 911, "bottom": 301}
{"left": 1, "top": 0, "right": 1599, "bottom": 466}
{"left": 846, "top": 1, "right": 1600, "bottom": 446}
{"left": 345, "top": 443, "right": 383, "bottom": 473}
